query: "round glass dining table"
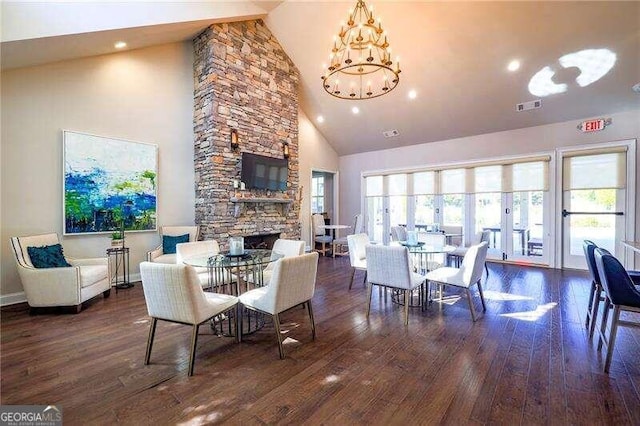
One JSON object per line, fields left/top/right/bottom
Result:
{"left": 389, "top": 242, "right": 456, "bottom": 307}
{"left": 183, "top": 249, "right": 283, "bottom": 294}
{"left": 183, "top": 249, "right": 283, "bottom": 336}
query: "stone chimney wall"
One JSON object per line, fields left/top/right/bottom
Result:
{"left": 193, "top": 20, "right": 300, "bottom": 247}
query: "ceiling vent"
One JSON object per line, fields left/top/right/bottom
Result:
{"left": 516, "top": 99, "right": 542, "bottom": 112}
{"left": 383, "top": 129, "right": 400, "bottom": 138}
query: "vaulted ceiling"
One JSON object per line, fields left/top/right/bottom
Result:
{"left": 2, "top": 1, "right": 639, "bottom": 156}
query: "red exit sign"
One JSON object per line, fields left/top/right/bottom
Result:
{"left": 578, "top": 118, "right": 611, "bottom": 133}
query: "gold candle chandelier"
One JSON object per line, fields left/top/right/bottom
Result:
{"left": 321, "top": 0, "right": 400, "bottom": 100}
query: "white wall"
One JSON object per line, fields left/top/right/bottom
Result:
{"left": 340, "top": 109, "right": 640, "bottom": 264}
{"left": 298, "top": 110, "right": 339, "bottom": 247}
{"left": 1, "top": 42, "right": 196, "bottom": 297}
{"left": 1, "top": 2, "right": 269, "bottom": 42}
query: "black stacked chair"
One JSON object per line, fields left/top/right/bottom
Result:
{"left": 593, "top": 248, "right": 640, "bottom": 373}
{"left": 583, "top": 240, "right": 640, "bottom": 340}
{"left": 583, "top": 241, "right": 605, "bottom": 339}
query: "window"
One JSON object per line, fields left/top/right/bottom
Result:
{"left": 363, "top": 154, "right": 553, "bottom": 263}
{"left": 311, "top": 176, "right": 324, "bottom": 214}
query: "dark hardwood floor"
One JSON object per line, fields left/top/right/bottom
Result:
{"left": 2, "top": 257, "right": 640, "bottom": 425}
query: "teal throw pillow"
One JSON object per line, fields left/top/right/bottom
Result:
{"left": 27, "top": 244, "right": 72, "bottom": 268}
{"left": 163, "top": 234, "right": 190, "bottom": 255}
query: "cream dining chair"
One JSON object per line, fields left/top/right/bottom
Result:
{"left": 332, "top": 213, "right": 363, "bottom": 258}
{"left": 140, "top": 261, "right": 238, "bottom": 376}
{"left": 238, "top": 252, "right": 319, "bottom": 359}
{"left": 312, "top": 214, "right": 332, "bottom": 256}
{"left": 347, "top": 233, "right": 369, "bottom": 290}
{"left": 365, "top": 245, "right": 427, "bottom": 326}
{"left": 245, "top": 238, "right": 305, "bottom": 286}
{"left": 425, "top": 242, "right": 489, "bottom": 321}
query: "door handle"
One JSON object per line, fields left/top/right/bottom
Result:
{"left": 562, "top": 209, "right": 624, "bottom": 217}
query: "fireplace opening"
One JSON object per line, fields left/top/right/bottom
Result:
{"left": 244, "top": 233, "right": 281, "bottom": 250}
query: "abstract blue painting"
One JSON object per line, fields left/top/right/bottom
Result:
{"left": 63, "top": 131, "right": 157, "bottom": 235}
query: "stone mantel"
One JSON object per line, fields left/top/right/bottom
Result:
{"left": 229, "top": 197, "right": 293, "bottom": 218}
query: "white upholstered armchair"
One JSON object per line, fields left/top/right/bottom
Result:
{"left": 147, "top": 225, "right": 200, "bottom": 264}
{"left": 10, "top": 233, "right": 110, "bottom": 313}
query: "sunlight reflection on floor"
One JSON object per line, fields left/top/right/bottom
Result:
{"left": 482, "top": 290, "right": 534, "bottom": 301}
{"left": 323, "top": 374, "right": 340, "bottom": 384}
{"left": 283, "top": 337, "right": 299, "bottom": 345}
{"left": 500, "top": 302, "right": 558, "bottom": 321}
{"left": 178, "top": 412, "right": 221, "bottom": 426}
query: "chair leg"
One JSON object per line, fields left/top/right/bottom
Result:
{"left": 598, "top": 298, "right": 611, "bottom": 351}
{"left": 308, "top": 300, "right": 316, "bottom": 340}
{"left": 466, "top": 289, "right": 477, "bottom": 322}
{"left": 485, "top": 262, "right": 489, "bottom": 277}
{"left": 404, "top": 290, "right": 410, "bottom": 326}
{"left": 236, "top": 304, "right": 242, "bottom": 343}
{"left": 349, "top": 268, "right": 356, "bottom": 290}
{"left": 477, "top": 281, "right": 487, "bottom": 312}
{"left": 144, "top": 317, "right": 158, "bottom": 365}
{"left": 604, "top": 305, "right": 621, "bottom": 373}
{"left": 188, "top": 324, "right": 199, "bottom": 376}
{"left": 366, "top": 282, "right": 373, "bottom": 318}
{"left": 588, "top": 285, "right": 602, "bottom": 340}
{"left": 586, "top": 280, "right": 597, "bottom": 329}
{"left": 363, "top": 271, "right": 367, "bottom": 288}
{"left": 273, "top": 313, "right": 285, "bottom": 359}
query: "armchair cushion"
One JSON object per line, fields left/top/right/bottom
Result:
{"left": 79, "top": 265, "right": 108, "bottom": 288}
{"left": 162, "top": 234, "right": 190, "bottom": 255}
{"left": 27, "top": 244, "right": 71, "bottom": 268}
{"left": 153, "top": 254, "right": 177, "bottom": 264}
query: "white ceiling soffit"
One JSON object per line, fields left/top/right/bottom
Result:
{"left": 0, "top": 1, "right": 277, "bottom": 70}
{"left": 265, "top": 1, "right": 640, "bottom": 156}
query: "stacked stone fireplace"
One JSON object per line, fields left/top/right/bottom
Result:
{"left": 193, "top": 20, "right": 301, "bottom": 249}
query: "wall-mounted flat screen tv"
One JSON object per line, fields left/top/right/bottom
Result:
{"left": 241, "top": 152, "right": 288, "bottom": 191}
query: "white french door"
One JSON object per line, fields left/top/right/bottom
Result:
{"left": 559, "top": 144, "right": 634, "bottom": 270}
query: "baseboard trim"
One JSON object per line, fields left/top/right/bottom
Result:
{"left": 1, "top": 292, "right": 27, "bottom": 306}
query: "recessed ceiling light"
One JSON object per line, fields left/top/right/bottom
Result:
{"left": 351, "top": 106, "right": 360, "bottom": 114}
{"left": 317, "top": 115, "right": 325, "bottom": 123}
{"left": 114, "top": 41, "right": 127, "bottom": 49}
{"left": 408, "top": 90, "right": 417, "bottom": 99}
{"left": 507, "top": 60, "right": 521, "bottom": 72}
